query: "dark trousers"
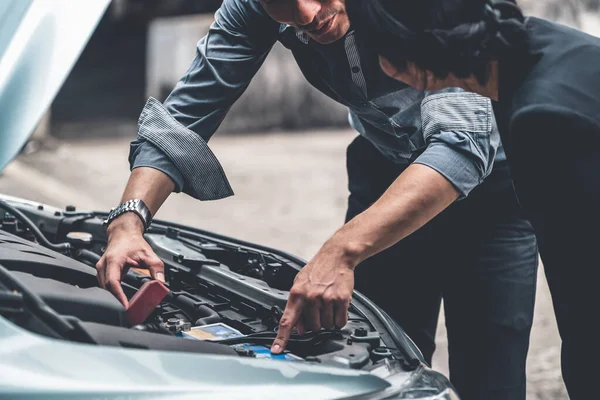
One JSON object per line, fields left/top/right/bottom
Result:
{"left": 345, "top": 136, "right": 538, "bottom": 400}
{"left": 508, "top": 122, "right": 600, "bottom": 400}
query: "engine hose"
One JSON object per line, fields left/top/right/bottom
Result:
{"left": 0, "top": 199, "right": 70, "bottom": 252}
{"left": 194, "top": 305, "right": 221, "bottom": 326}
{"left": 76, "top": 249, "right": 101, "bottom": 265}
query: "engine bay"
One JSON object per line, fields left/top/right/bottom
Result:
{"left": 0, "top": 198, "right": 422, "bottom": 372}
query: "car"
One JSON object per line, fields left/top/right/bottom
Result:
{"left": 0, "top": 1, "right": 459, "bottom": 399}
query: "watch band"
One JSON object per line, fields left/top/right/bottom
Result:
{"left": 103, "top": 199, "right": 152, "bottom": 231}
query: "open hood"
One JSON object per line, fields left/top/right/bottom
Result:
{"left": 0, "top": 0, "right": 110, "bottom": 171}
{"left": 0, "top": 194, "right": 463, "bottom": 399}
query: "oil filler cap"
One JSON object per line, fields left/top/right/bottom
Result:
{"left": 66, "top": 232, "right": 93, "bottom": 249}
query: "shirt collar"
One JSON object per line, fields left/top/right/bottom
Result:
{"left": 279, "top": 23, "right": 310, "bottom": 44}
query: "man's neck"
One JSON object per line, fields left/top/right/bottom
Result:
{"left": 463, "top": 61, "right": 499, "bottom": 101}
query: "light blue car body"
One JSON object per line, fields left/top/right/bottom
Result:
{"left": 0, "top": 311, "right": 391, "bottom": 399}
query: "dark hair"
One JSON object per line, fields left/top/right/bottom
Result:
{"left": 347, "top": 0, "right": 529, "bottom": 84}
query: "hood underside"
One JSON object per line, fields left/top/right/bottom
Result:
{"left": 0, "top": 0, "right": 110, "bottom": 171}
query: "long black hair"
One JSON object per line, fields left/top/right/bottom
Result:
{"left": 347, "top": 0, "right": 529, "bottom": 84}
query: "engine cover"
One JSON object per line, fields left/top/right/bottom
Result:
{"left": 10, "top": 271, "right": 127, "bottom": 327}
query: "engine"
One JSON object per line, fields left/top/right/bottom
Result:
{"left": 0, "top": 200, "right": 419, "bottom": 372}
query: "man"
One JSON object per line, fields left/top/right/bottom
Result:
{"left": 97, "top": 1, "right": 537, "bottom": 398}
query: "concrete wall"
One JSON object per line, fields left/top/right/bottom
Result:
{"left": 520, "top": 0, "right": 600, "bottom": 34}
{"left": 51, "top": 11, "right": 149, "bottom": 133}
{"left": 146, "top": 14, "right": 349, "bottom": 134}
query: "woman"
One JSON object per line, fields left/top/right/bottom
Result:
{"left": 347, "top": 0, "right": 600, "bottom": 399}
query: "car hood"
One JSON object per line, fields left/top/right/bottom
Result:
{"left": 0, "top": 316, "right": 390, "bottom": 399}
{"left": 0, "top": 0, "right": 110, "bottom": 171}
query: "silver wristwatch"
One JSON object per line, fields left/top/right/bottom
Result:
{"left": 103, "top": 199, "right": 152, "bottom": 231}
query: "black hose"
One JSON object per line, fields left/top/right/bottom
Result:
{"left": 0, "top": 199, "right": 70, "bottom": 252}
{"left": 76, "top": 249, "right": 101, "bottom": 265}
{"left": 195, "top": 305, "right": 221, "bottom": 326}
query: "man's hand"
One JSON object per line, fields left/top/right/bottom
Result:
{"left": 96, "top": 213, "right": 164, "bottom": 307}
{"left": 271, "top": 164, "right": 460, "bottom": 354}
{"left": 270, "top": 241, "right": 356, "bottom": 354}
{"left": 97, "top": 167, "right": 174, "bottom": 306}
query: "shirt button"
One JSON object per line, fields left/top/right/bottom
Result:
{"left": 351, "top": 66, "right": 361, "bottom": 73}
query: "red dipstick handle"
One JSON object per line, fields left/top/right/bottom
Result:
{"left": 126, "top": 280, "right": 170, "bottom": 326}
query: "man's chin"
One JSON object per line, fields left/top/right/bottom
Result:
{"left": 308, "top": 27, "right": 346, "bottom": 44}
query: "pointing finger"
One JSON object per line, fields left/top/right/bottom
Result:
{"left": 271, "top": 296, "right": 304, "bottom": 354}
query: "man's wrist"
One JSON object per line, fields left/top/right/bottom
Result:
{"left": 106, "top": 212, "right": 145, "bottom": 237}
{"left": 323, "top": 235, "right": 368, "bottom": 270}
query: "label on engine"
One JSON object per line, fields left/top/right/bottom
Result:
{"left": 181, "top": 323, "right": 244, "bottom": 341}
{"left": 231, "top": 344, "right": 303, "bottom": 361}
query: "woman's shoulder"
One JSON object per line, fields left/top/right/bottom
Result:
{"left": 524, "top": 16, "right": 600, "bottom": 76}
{"left": 525, "top": 16, "right": 600, "bottom": 45}
{"left": 509, "top": 78, "right": 600, "bottom": 136}
{"left": 508, "top": 18, "right": 600, "bottom": 128}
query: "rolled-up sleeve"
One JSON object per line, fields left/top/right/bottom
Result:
{"left": 413, "top": 91, "right": 499, "bottom": 199}
{"left": 129, "top": 135, "right": 185, "bottom": 193}
{"left": 128, "top": 0, "right": 279, "bottom": 200}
